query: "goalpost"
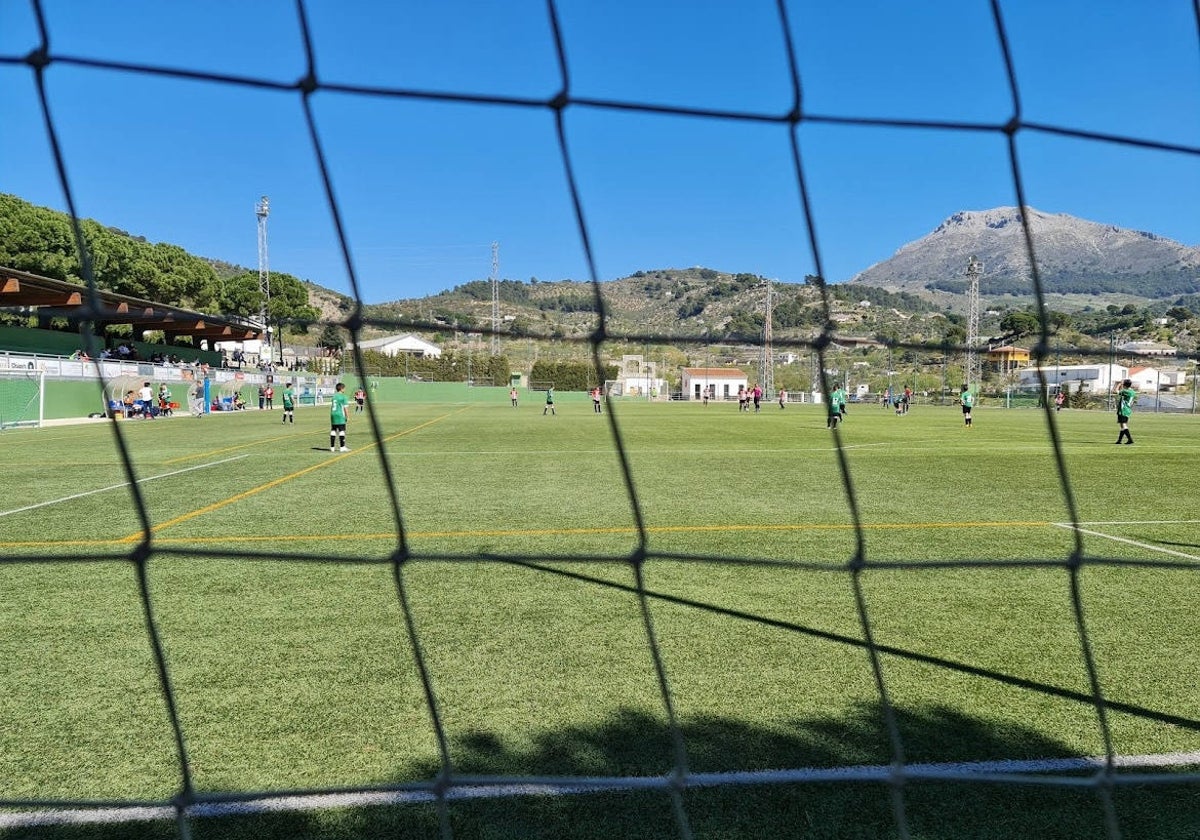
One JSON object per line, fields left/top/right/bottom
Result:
{"left": 0, "top": 369, "right": 45, "bottom": 430}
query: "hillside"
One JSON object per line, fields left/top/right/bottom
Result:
{"left": 3, "top": 191, "right": 1196, "bottom": 354}
{"left": 851, "top": 207, "right": 1200, "bottom": 307}
{"left": 362, "top": 269, "right": 943, "bottom": 344}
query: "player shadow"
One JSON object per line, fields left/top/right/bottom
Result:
{"left": 38, "top": 702, "right": 1190, "bottom": 840}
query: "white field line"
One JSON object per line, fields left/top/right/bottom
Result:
{"left": 1069, "top": 520, "right": 1200, "bottom": 526}
{"left": 0, "top": 455, "right": 249, "bottom": 519}
{"left": 3, "top": 751, "right": 1198, "bottom": 828}
{"left": 1054, "top": 523, "right": 1200, "bottom": 562}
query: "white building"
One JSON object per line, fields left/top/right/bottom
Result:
{"left": 1128, "top": 365, "right": 1189, "bottom": 392}
{"left": 1117, "top": 340, "right": 1176, "bottom": 357}
{"left": 611, "top": 354, "right": 666, "bottom": 398}
{"left": 680, "top": 366, "right": 749, "bottom": 401}
{"left": 1017, "top": 363, "right": 1128, "bottom": 393}
{"left": 352, "top": 334, "right": 442, "bottom": 358}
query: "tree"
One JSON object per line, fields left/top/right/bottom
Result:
{"left": 1165, "top": 306, "right": 1192, "bottom": 323}
{"left": 317, "top": 324, "right": 345, "bottom": 353}
{"left": 999, "top": 311, "right": 1039, "bottom": 337}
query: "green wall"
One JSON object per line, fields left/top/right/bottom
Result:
{"left": 44, "top": 380, "right": 109, "bottom": 418}
{"left": 31, "top": 377, "right": 589, "bottom": 421}
{"left": 348, "top": 378, "right": 589, "bottom": 406}
{"left": 0, "top": 326, "right": 84, "bottom": 356}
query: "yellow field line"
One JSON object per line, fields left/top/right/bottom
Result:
{"left": 3, "top": 520, "right": 1053, "bottom": 551}
{"left": 118, "top": 409, "right": 468, "bottom": 542}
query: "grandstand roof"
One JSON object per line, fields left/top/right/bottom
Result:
{"left": 0, "top": 266, "right": 261, "bottom": 344}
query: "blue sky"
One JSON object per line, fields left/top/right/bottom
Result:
{"left": 1, "top": 0, "right": 1197, "bottom": 304}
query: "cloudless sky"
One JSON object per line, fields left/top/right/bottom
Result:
{"left": 1, "top": 0, "right": 1197, "bottom": 304}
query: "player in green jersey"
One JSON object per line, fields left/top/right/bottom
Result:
{"left": 959, "top": 384, "right": 974, "bottom": 427}
{"left": 1115, "top": 379, "right": 1137, "bottom": 445}
{"left": 329, "top": 382, "right": 350, "bottom": 451}
{"left": 827, "top": 387, "right": 845, "bottom": 429}
{"left": 282, "top": 381, "right": 295, "bottom": 424}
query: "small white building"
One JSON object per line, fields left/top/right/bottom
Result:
{"left": 352, "top": 333, "right": 442, "bottom": 358}
{"left": 1127, "top": 365, "right": 1189, "bottom": 392}
{"left": 1017, "top": 363, "right": 1128, "bottom": 393}
{"left": 611, "top": 354, "right": 666, "bottom": 398}
{"left": 681, "top": 366, "right": 749, "bottom": 401}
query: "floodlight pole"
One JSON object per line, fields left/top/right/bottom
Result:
{"left": 256, "top": 196, "right": 270, "bottom": 361}
{"left": 490, "top": 241, "right": 500, "bottom": 356}
{"left": 965, "top": 255, "right": 983, "bottom": 394}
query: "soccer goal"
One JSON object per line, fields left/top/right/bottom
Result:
{"left": 0, "top": 368, "right": 45, "bottom": 430}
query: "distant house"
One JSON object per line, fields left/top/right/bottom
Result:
{"left": 1127, "top": 365, "right": 1189, "bottom": 392}
{"left": 611, "top": 354, "right": 666, "bottom": 398}
{"left": 986, "top": 345, "right": 1030, "bottom": 374}
{"left": 681, "top": 367, "right": 749, "bottom": 401}
{"left": 1117, "top": 340, "right": 1176, "bottom": 357}
{"left": 1017, "top": 363, "right": 1128, "bottom": 393}
{"left": 1127, "top": 366, "right": 1161, "bottom": 392}
{"left": 352, "top": 334, "right": 442, "bottom": 358}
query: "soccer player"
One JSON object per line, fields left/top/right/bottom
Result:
{"left": 354, "top": 386, "right": 366, "bottom": 413}
{"left": 329, "top": 382, "right": 350, "bottom": 451}
{"left": 543, "top": 386, "right": 556, "bottom": 416}
{"left": 827, "top": 386, "right": 845, "bottom": 429}
{"left": 510, "top": 386, "right": 519, "bottom": 408}
{"left": 1115, "top": 379, "right": 1137, "bottom": 444}
{"left": 959, "top": 384, "right": 974, "bottom": 427}
{"left": 282, "top": 381, "right": 295, "bottom": 424}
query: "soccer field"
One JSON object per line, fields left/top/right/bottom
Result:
{"left": 1, "top": 395, "right": 1198, "bottom": 839}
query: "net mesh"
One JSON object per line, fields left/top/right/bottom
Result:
{"left": 2, "top": 1, "right": 1199, "bottom": 838}
{"left": 0, "top": 369, "right": 43, "bottom": 429}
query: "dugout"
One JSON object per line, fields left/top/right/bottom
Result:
{"left": 105, "top": 375, "right": 157, "bottom": 418}
{"left": 211, "top": 380, "right": 251, "bottom": 411}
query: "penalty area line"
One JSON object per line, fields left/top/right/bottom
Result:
{"left": 1054, "top": 523, "right": 1200, "bottom": 562}
{"left": 0, "top": 455, "right": 250, "bottom": 519}
{"left": 3, "top": 751, "right": 1197, "bottom": 828}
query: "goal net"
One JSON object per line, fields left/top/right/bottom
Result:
{"left": 0, "top": 369, "right": 45, "bottom": 430}
{"left": 1, "top": 4, "right": 1198, "bottom": 840}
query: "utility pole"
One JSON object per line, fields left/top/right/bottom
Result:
{"left": 491, "top": 241, "right": 500, "bottom": 356}
{"left": 965, "top": 255, "right": 983, "bottom": 393}
{"left": 256, "top": 196, "right": 271, "bottom": 361}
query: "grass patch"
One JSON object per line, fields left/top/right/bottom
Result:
{"left": 1, "top": 397, "right": 1198, "bottom": 837}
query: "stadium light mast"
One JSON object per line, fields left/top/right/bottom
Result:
{"left": 256, "top": 196, "right": 271, "bottom": 357}
{"left": 491, "top": 241, "right": 500, "bottom": 355}
{"left": 758, "top": 277, "right": 774, "bottom": 396}
{"left": 965, "top": 255, "right": 983, "bottom": 392}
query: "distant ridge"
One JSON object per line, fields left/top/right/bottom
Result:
{"left": 850, "top": 207, "right": 1200, "bottom": 300}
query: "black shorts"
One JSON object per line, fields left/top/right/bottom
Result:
{"left": 331, "top": 423, "right": 346, "bottom": 432}
{"left": 962, "top": 405, "right": 971, "bottom": 414}
{"left": 1117, "top": 412, "right": 1130, "bottom": 424}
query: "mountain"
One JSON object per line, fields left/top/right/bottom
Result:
{"left": 850, "top": 207, "right": 1200, "bottom": 304}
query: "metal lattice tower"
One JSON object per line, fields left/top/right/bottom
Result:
{"left": 490, "top": 241, "right": 500, "bottom": 355}
{"left": 758, "top": 277, "right": 774, "bottom": 395}
{"left": 965, "top": 255, "right": 983, "bottom": 391}
{"left": 255, "top": 196, "right": 270, "bottom": 349}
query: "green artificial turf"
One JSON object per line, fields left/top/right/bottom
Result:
{"left": 1, "top": 396, "right": 1197, "bottom": 838}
